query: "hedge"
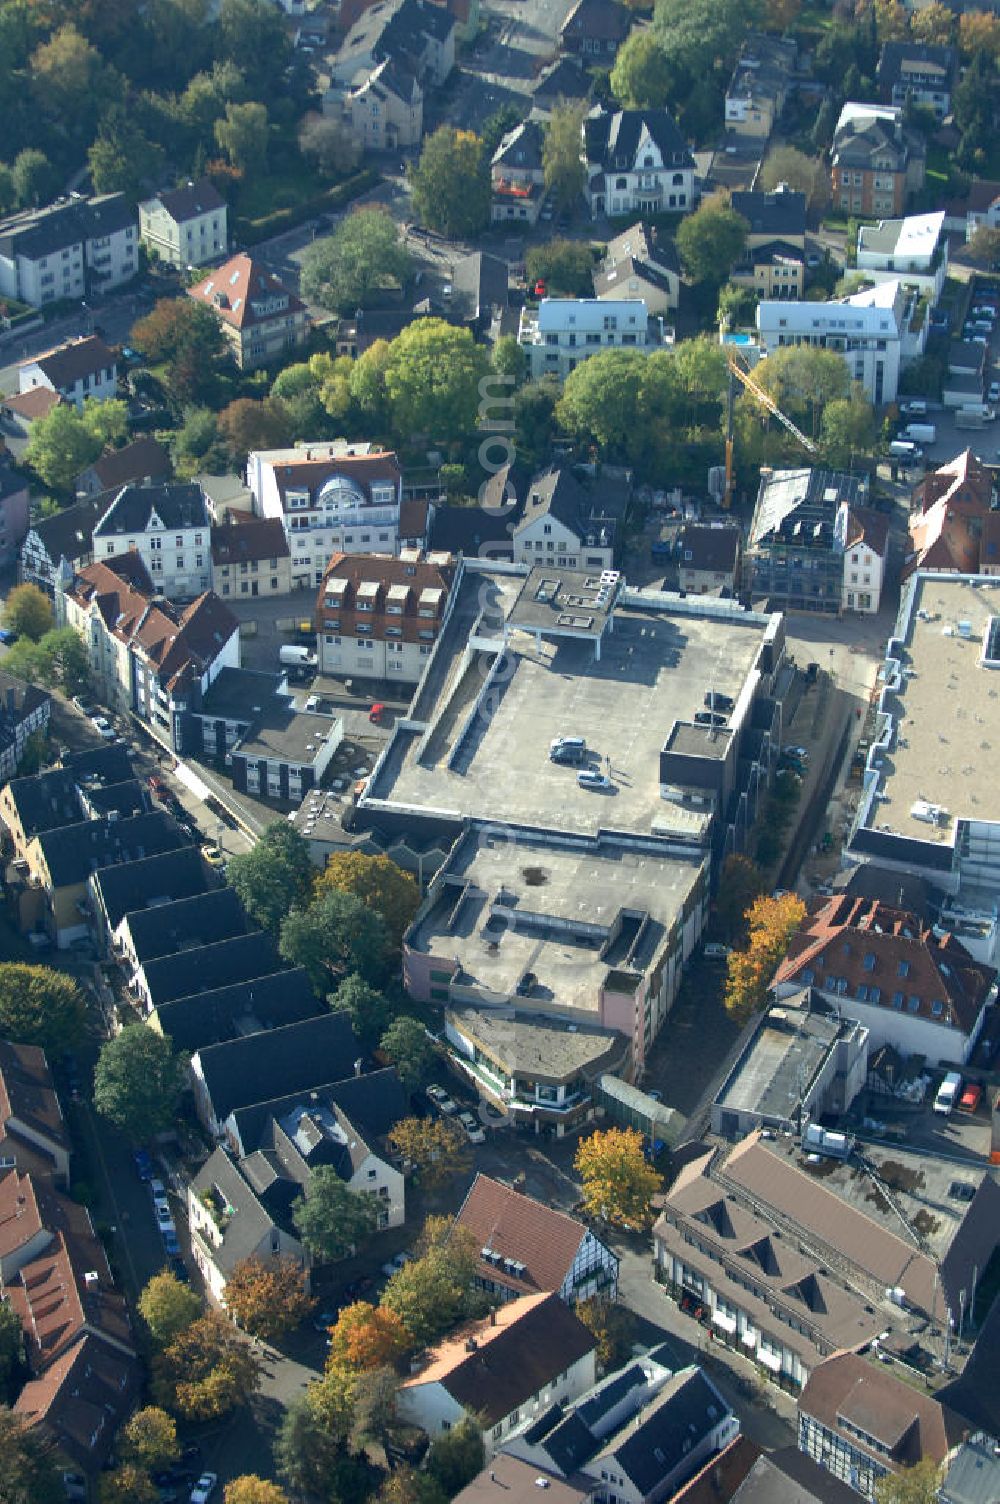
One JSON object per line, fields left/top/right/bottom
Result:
{"left": 235, "top": 169, "right": 381, "bottom": 243}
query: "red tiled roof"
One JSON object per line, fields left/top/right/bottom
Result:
{"left": 87, "top": 437, "right": 171, "bottom": 491}
{"left": 0, "top": 1041, "right": 68, "bottom": 1168}
{"left": 774, "top": 895, "right": 995, "bottom": 1037}
{"left": 399, "top": 496, "right": 429, "bottom": 541}
{"left": 316, "top": 549, "right": 455, "bottom": 647}
{"left": 270, "top": 449, "right": 401, "bottom": 508}
{"left": 799, "top": 1353, "right": 965, "bottom": 1473}
{"left": 911, "top": 449, "right": 992, "bottom": 518}
{"left": 845, "top": 505, "right": 889, "bottom": 558}
{"left": 7, "top": 1228, "right": 132, "bottom": 1372}
{"left": 14, "top": 1331, "right": 140, "bottom": 1471}
{"left": 188, "top": 252, "right": 306, "bottom": 331}
{"left": 455, "top": 1173, "right": 593, "bottom": 1296}
{"left": 2, "top": 388, "right": 62, "bottom": 420}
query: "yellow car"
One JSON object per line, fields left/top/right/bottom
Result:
{"left": 200, "top": 843, "right": 226, "bottom": 870}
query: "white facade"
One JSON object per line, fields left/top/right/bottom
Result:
{"left": 841, "top": 535, "right": 885, "bottom": 614}
{"left": 855, "top": 211, "right": 947, "bottom": 300}
{"left": 513, "top": 509, "right": 614, "bottom": 573}
{"left": 318, "top": 630, "right": 432, "bottom": 682}
{"left": 347, "top": 1149, "right": 405, "bottom": 1232}
{"left": 519, "top": 298, "right": 656, "bottom": 381}
{"left": 94, "top": 511, "right": 212, "bottom": 601}
{"left": 399, "top": 1345, "right": 596, "bottom": 1454}
{"left": 248, "top": 444, "right": 402, "bottom": 588}
{"left": 756, "top": 281, "right": 924, "bottom": 405}
{"left": 187, "top": 1180, "right": 306, "bottom": 1308}
{"left": 0, "top": 197, "right": 138, "bottom": 308}
{"left": 139, "top": 196, "right": 227, "bottom": 270}
{"left": 19, "top": 350, "right": 117, "bottom": 412}
{"left": 774, "top": 978, "right": 991, "bottom": 1065}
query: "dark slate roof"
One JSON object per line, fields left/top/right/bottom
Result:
{"left": 226, "top": 1065, "right": 407, "bottom": 1157}
{"left": 585, "top": 108, "right": 693, "bottom": 171}
{"left": 514, "top": 466, "right": 615, "bottom": 548}
{"left": 0, "top": 465, "right": 28, "bottom": 503}
{"left": 119, "top": 887, "right": 249, "bottom": 964}
{"left": 152, "top": 968, "right": 321, "bottom": 1056}
{"left": 876, "top": 40, "right": 956, "bottom": 91}
{"left": 450, "top": 252, "right": 509, "bottom": 323}
{"left": 677, "top": 524, "right": 741, "bottom": 574}
{"left": 594, "top": 255, "right": 677, "bottom": 299}
{"left": 0, "top": 672, "right": 50, "bottom": 745}
{"left": 937, "top": 1280, "right": 1000, "bottom": 1439}
{"left": 560, "top": 0, "right": 629, "bottom": 42}
{"left": 28, "top": 496, "right": 106, "bottom": 568}
{"left": 0, "top": 194, "right": 133, "bottom": 262}
{"left": 600, "top": 1367, "right": 732, "bottom": 1494}
{"left": 429, "top": 504, "right": 518, "bottom": 559}
{"left": 492, "top": 119, "right": 545, "bottom": 172}
{"left": 31, "top": 337, "right": 116, "bottom": 389}
{"left": 6, "top": 752, "right": 134, "bottom": 844}
{"left": 81, "top": 438, "right": 171, "bottom": 493}
{"left": 939, "top": 1441, "right": 1000, "bottom": 1504}
{"left": 730, "top": 188, "right": 806, "bottom": 239}
{"left": 140, "top": 930, "right": 283, "bottom": 1008}
{"left": 190, "top": 1146, "right": 277, "bottom": 1275}
{"left": 533, "top": 55, "right": 591, "bottom": 106}
{"left": 91, "top": 845, "right": 211, "bottom": 932}
{"left": 194, "top": 1011, "right": 362, "bottom": 1125}
{"left": 93, "top": 482, "right": 209, "bottom": 538}
{"left": 37, "top": 811, "right": 184, "bottom": 889}
{"left": 731, "top": 1447, "right": 863, "bottom": 1504}
{"left": 149, "top": 179, "right": 226, "bottom": 224}
{"left": 528, "top": 1407, "right": 600, "bottom": 1475}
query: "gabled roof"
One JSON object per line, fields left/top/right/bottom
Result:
{"left": 194, "top": 1011, "right": 362, "bottom": 1125}
{"left": 799, "top": 1353, "right": 964, "bottom": 1471}
{"left": 81, "top": 437, "right": 171, "bottom": 492}
{"left": 604, "top": 221, "right": 680, "bottom": 275}
{"left": 453, "top": 1455, "right": 593, "bottom": 1504}
{"left": 454, "top": 1173, "right": 595, "bottom": 1296}
{"left": 560, "top": 0, "right": 629, "bottom": 42}
{"left": 13, "top": 1330, "right": 140, "bottom": 1471}
{"left": 0, "top": 671, "right": 50, "bottom": 738}
{"left": 227, "top": 1066, "right": 408, "bottom": 1157}
{"left": 676, "top": 524, "right": 741, "bottom": 574}
{"left": 585, "top": 108, "right": 693, "bottom": 172}
{"left": 25, "top": 336, "right": 116, "bottom": 389}
{"left": 27, "top": 494, "right": 106, "bottom": 567}
{"left": 0, "top": 1041, "right": 68, "bottom": 1170}
{"left": 594, "top": 255, "right": 677, "bottom": 300}
{"left": 774, "top": 894, "right": 996, "bottom": 1036}
{"left": 731, "top": 188, "right": 806, "bottom": 240}
{"left": 3, "top": 387, "right": 62, "bottom": 421}
{"left": 34, "top": 810, "right": 185, "bottom": 890}
{"left": 153, "top": 967, "right": 321, "bottom": 1057}
{"left": 144, "top": 178, "right": 226, "bottom": 224}
{"left": 514, "top": 466, "right": 593, "bottom": 542}
{"left": 670, "top": 1436, "right": 763, "bottom": 1504}
{"left": 845, "top": 506, "right": 890, "bottom": 558}
{"left": 492, "top": 119, "right": 545, "bottom": 172}
{"left": 140, "top": 929, "right": 283, "bottom": 1009}
{"left": 210, "top": 515, "right": 290, "bottom": 567}
{"left": 93, "top": 481, "right": 208, "bottom": 538}
{"left": 533, "top": 54, "right": 591, "bottom": 106}
{"left": 912, "top": 448, "right": 991, "bottom": 516}
{"left": 190, "top": 1146, "right": 280, "bottom": 1275}
{"left": 594, "top": 1366, "right": 733, "bottom": 1495}
{"left": 8, "top": 1227, "right": 133, "bottom": 1370}
{"left": 118, "top": 886, "right": 249, "bottom": 965}
{"left": 727, "top": 1446, "right": 864, "bottom": 1504}
{"left": 188, "top": 253, "right": 306, "bottom": 332}
{"left": 5, "top": 745, "right": 136, "bottom": 840}
{"left": 401, "top": 1291, "right": 595, "bottom": 1425}
{"left": 877, "top": 40, "right": 956, "bottom": 89}
{"left": 91, "top": 844, "right": 211, "bottom": 932}
{"left": 450, "top": 251, "right": 509, "bottom": 322}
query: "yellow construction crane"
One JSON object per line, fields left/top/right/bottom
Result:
{"left": 723, "top": 350, "right": 817, "bottom": 510}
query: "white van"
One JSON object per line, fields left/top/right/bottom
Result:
{"left": 889, "top": 440, "right": 921, "bottom": 460}
{"left": 933, "top": 1072, "right": 962, "bottom": 1115}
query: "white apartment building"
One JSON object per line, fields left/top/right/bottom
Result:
{"left": 756, "top": 278, "right": 928, "bottom": 405}
{"left": 248, "top": 442, "right": 403, "bottom": 588}
{"left": 316, "top": 548, "right": 458, "bottom": 682}
{"left": 518, "top": 298, "right": 658, "bottom": 381}
{"left": 584, "top": 107, "right": 695, "bottom": 220}
{"left": 0, "top": 194, "right": 138, "bottom": 308}
{"left": 139, "top": 179, "right": 228, "bottom": 270}
{"left": 855, "top": 210, "right": 947, "bottom": 299}
{"left": 92, "top": 483, "right": 213, "bottom": 601}
{"left": 19, "top": 337, "right": 117, "bottom": 412}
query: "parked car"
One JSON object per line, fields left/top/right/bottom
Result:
{"left": 200, "top": 843, "right": 225, "bottom": 870}
{"left": 958, "top": 1081, "right": 983, "bottom": 1113}
{"left": 190, "top": 1475, "right": 218, "bottom": 1504}
{"left": 783, "top": 744, "right": 809, "bottom": 760}
{"left": 704, "top": 942, "right": 731, "bottom": 959}
{"left": 170, "top": 1256, "right": 190, "bottom": 1284}
{"left": 312, "top": 1309, "right": 338, "bottom": 1334}
{"left": 577, "top": 770, "right": 612, "bottom": 791}
{"left": 989, "top": 381, "right": 1000, "bottom": 403}
{"left": 426, "top": 1084, "right": 458, "bottom": 1115}
{"left": 132, "top": 1148, "right": 154, "bottom": 1181}
{"left": 381, "top": 1251, "right": 411, "bottom": 1277}
{"left": 163, "top": 1228, "right": 181, "bottom": 1255}
{"left": 149, "top": 1178, "right": 167, "bottom": 1200}
{"left": 458, "top": 1110, "right": 486, "bottom": 1144}
{"left": 0, "top": 628, "right": 16, "bottom": 645}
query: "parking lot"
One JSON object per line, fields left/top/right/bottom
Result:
{"left": 900, "top": 277, "right": 1000, "bottom": 469}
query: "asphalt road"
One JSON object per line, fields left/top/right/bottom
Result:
{"left": 0, "top": 290, "right": 150, "bottom": 397}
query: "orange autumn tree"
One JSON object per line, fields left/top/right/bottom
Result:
{"left": 723, "top": 891, "right": 806, "bottom": 1024}
{"left": 326, "top": 1301, "right": 411, "bottom": 1373}
{"left": 574, "top": 1128, "right": 662, "bottom": 1231}
{"left": 224, "top": 1256, "right": 313, "bottom": 1342}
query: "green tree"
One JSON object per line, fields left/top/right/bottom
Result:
{"left": 810, "top": 96, "right": 837, "bottom": 152}
{"left": 225, "top": 1480, "right": 290, "bottom": 1504}
{"left": 349, "top": 337, "right": 392, "bottom": 421}
{"left": 275, "top": 1393, "right": 348, "bottom": 1500}
{"left": 83, "top": 397, "right": 130, "bottom": 448}
{"left": 383, "top": 319, "right": 489, "bottom": 440}
{"left": 380, "top": 1017, "right": 433, "bottom": 1091}
{"left": 330, "top": 974, "right": 389, "bottom": 1048}
{"left": 317, "top": 851, "right": 420, "bottom": 952}
{"left": 0, "top": 165, "right": 15, "bottom": 215}
{"left": 0, "top": 1302, "right": 24, "bottom": 1405}
{"left": 298, "top": 115, "right": 362, "bottom": 178}
{"left": 387, "top": 1115, "right": 472, "bottom": 1189}
{"left": 218, "top": 0, "right": 291, "bottom": 95}
{"left": 968, "top": 224, "right": 1000, "bottom": 265}
{"left": 381, "top": 1218, "right": 484, "bottom": 1345}
{"left": 300, "top": 207, "right": 413, "bottom": 315}
{"left": 676, "top": 195, "right": 748, "bottom": 287}
{"left": 653, "top": 0, "right": 748, "bottom": 76}
{"left": 153, "top": 1312, "right": 263, "bottom": 1420}
{"left": 35, "top": 626, "right": 92, "bottom": 696}
{"left": 575, "top": 1297, "right": 635, "bottom": 1369}
{"left": 11, "top": 148, "right": 58, "bottom": 208}
{"left": 217, "top": 397, "right": 293, "bottom": 462}
{"left": 752, "top": 343, "right": 850, "bottom": 437}
{"left": 717, "top": 280, "right": 757, "bottom": 330}
{"left": 292, "top": 1168, "right": 379, "bottom": 1262}
{"left": 93, "top": 1026, "right": 188, "bottom": 1140}
{"left": 557, "top": 348, "right": 649, "bottom": 456}
{"left": 24, "top": 404, "right": 103, "bottom": 492}
{"left": 0, "top": 1405, "right": 62, "bottom": 1504}
{"left": 131, "top": 298, "right": 227, "bottom": 407}
{"left": 88, "top": 106, "right": 165, "bottom": 199}
{"left": 214, "top": 100, "right": 269, "bottom": 170}
{"left": 574, "top": 1128, "right": 662, "bottom": 1229}
{"left": 99, "top": 1467, "right": 158, "bottom": 1504}
{"left": 0, "top": 964, "right": 84, "bottom": 1052}
{"left": 610, "top": 30, "right": 672, "bottom": 108}
{"left": 31, "top": 23, "right": 110, "bottom": 132}
{"left": 819, "top": 394, "right": 877, "bottom": 468}
{"left": 481, "top": 102, "right": 524, "bottom": 155}
{"left": 425, "top": 1417, "right": 485, "bottom": 1498}
{"left": 226, "top": 821, "right": 314, "bottom": 934}
{"left": 714, "top": 853, "right": 765, "bottom": 942}
{"left": 122, "top": 1407, "right": 179, "bottom": 1473}
{"left": 411, "top": 127, "right": 490, "bottom": 237}
{"left": 492, "top": 334, "right": 527, "bottom": 384}
{"left": 172, "top": 407, "right": 225, "bottom": 479}
{"left": 758, "top": 146, "right": 828, "bottom": 210}
{"left": 3, "top": 584, "right": 53, "bottom": 642}
{"left": 874, "top": 1461, "right": 942, "bottom": 1504}
{"left": 543, "top": 101, "right": 586, "bottom": 215}
{"left": 139, "top": 1271, "right": 202, "bottom": 1348}
{"left": 280, "top": 889, "right": 388, "bottom": 991}
{"left": 525, "top": 239, "right": 594, "bottom": 297}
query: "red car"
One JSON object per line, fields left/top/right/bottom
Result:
{"left": 958, "top": 1082, "right": 983, "bottom": 1113}
{"left": 369, "top": 702, "right": 386, "bottom": 725}
{"left": 533, "top": 279, "right": 547, "bottom": 298}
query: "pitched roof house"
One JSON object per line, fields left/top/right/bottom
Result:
{"left": 797, "top": 1353, "right": 965, "bottom": 1501}
{"left": 19, "top": 493, "right": 106, "bottom": 595}
{"left": 18, "top": 336, "right": 117, "bottom": 411}
{"left": 512, "top": 467, "right": 617, "bottom": 572}
{"left": 399, "top": 1291, "right": 598, "bottom": 1451}
{"left": 774, "top": 894, "right": 997, "bottom": 1063}
{"left": 455, "top": 1174, "right": 618, "bottom": 1305}
{"left": 187, "top": 253, "right": 309, "bottom": 370}
{"left": 149, "top": 968, "right": 322, "bottom": 1057}
{"left": 138, "top": 178, "right": 228, "bottom": 268}
{"left": 559, "top": 0, "right": 629, "bottom": 58}
{"left": 877, "top": 41, "right": 957, "bottom": 118}
{"left": 0, "top": 1041, "right": 70, "bottom": 1183}
{"left": 0, "top": 670, "right": 51, "bottom": 783}
{"left": 13, "top": 1330, "right": 140, "bottom": 1473}
{"left": 187, "top": 1145, "right": 308, "bottom": 1305}
{"left": 92, "top": 480, "right": 212, "bottom": 600}
{"left": 676, "top": 525, "right": 742, "bottom": 597}
{"left": 75, "top": 437, "right": 171, "bottom": 498}
{"left": 905, "top": 449, "right": 994, "bottom": 578}
{"left": 585, "top": 108, "right": 695, "bottom": 220}
{"left": 317, "top": 547, "right": 457, "bottom": 683}
{"left": 595, "top": 221, "right": 680, "bottom": 314}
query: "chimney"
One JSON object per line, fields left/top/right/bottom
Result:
{"left": 490, "top": 1309, "right": 497, "bottom": 1326}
